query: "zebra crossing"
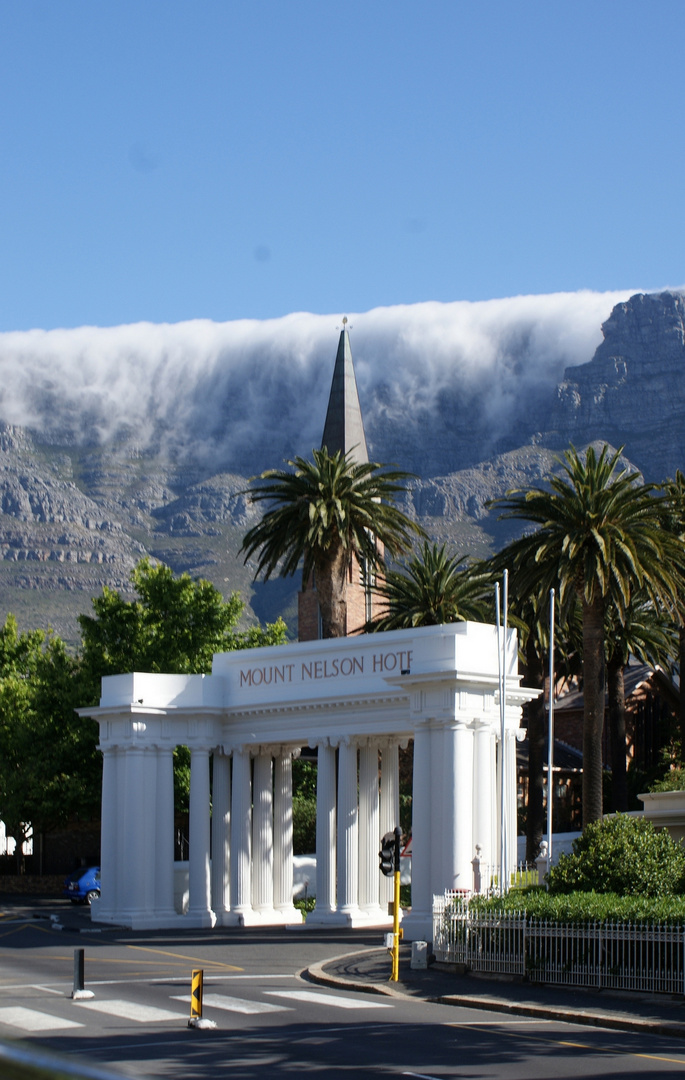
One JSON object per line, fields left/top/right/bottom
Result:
{"left": 0, "top": 984, "right": 393, "bottom": 1034}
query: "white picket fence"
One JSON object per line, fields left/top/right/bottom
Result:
{"left": 433, "top": 892, "right": 685, "bottom": 994}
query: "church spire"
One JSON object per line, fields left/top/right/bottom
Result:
{"left": 320, "top": 318, "right": 369, "bottom": 463}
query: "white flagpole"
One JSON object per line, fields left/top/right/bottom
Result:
{"left": 495, "top": 581, "right": 504, "bottom": 894}
{"left": 547, "top": 588, "right": 555, "bottom": 867}
{"left": 502, "top": 569, "right": 509, "bottom": 892}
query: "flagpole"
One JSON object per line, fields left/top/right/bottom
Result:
{"left": 495, "top": 581, "right": 504, "bottom": 894}
{"left": 547, "top": 588, "right": 555, "bottom": 867}
{"left": 496, "top": 574, "right": 509, "bottom": 894}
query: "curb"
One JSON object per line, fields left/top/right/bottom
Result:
{"left": 306, "top": 948, "right": 685, "bottom": 1039}
{"left": 305, "top": 948, "right": 407, "bottom": 1000}
{"left": 432, "top": 993, "right": 685, "bottom": 1039}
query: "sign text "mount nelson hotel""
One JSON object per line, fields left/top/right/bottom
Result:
{"left": 239, "top": 648, "right": 414, "bottom": 689}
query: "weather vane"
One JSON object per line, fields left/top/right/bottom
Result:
{"left": 337, "top": 315, "right": 353, "bottom": 332}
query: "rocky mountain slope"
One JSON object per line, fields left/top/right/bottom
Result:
{"left": 0, "top": 290, "right": 682, "bottom": 646}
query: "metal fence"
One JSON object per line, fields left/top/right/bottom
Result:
{"left": 433, "top": 892, "right": 685, "bottom": 994}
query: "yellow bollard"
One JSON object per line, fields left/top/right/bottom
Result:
{"left": 189, "top": 969, "right": 203, "bottom": 1025}
{"left": 390, "top": 867, "right": 403, "bottom": 981}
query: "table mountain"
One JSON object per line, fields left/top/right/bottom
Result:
{"left": 0, "top": 290, "right": 682, "bottom": 645}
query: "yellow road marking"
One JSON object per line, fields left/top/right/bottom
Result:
{"left": 126, "top": 944, "right": 242, "bottom": 971}
{"left": 450, "top": 1023, "right": 685, "bottom": 1067}
{"left": 559, "top": 1040, "right": 685, "bottom": 1066}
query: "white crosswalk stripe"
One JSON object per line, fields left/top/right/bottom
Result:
{"left": 0, "top": 1006, "right": 83, "bottom": 1032}
{"left": 172, "top": 993, "right": 292, "bottom": 1015}
{"left": 265, "top": 990, "right": 393, "bottom": 1009}
{"left": 73, "top": 999, "right": 183, "bottom": 1023}
{"left": 0, "top": 985, "right": 393, "bottom": 1035}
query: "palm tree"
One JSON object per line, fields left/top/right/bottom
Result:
{"left": 660, "top": 471, "right": 685, "bottom": 754}
{"left": 604, "top": 599, "right": 677, "bottom": 812}
{"left": 239, "top": 447, "right": 424, "bottom": 638}
{"left": 367, "top": 541, "right": 492, "bottom": 631}
{"left": 492, "top": 444, "right": 682, "bottom": 826}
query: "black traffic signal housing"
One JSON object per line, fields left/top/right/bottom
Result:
{"left": 379, "top": 830, "right": 397, "bottom": 877}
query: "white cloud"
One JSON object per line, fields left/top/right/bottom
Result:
{"left": 0, "top": 288, "right": 636, "bottom": 474}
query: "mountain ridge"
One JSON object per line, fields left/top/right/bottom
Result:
{"left": 0, "top": 289, "right": 681, "bottom": 646}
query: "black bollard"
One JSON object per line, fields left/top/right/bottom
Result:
{"left": 73, "top": 948, "right": 85, "bottom": 994}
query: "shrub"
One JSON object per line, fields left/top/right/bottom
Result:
{"left": 292, "top": 794, "right": 317, "bottom": 855}
{"left": 650, "top": 768, "right": 685, "bottom": 793}
{"left": 470, "top": 887, "right": 685, "bottom": 924}
{"left": 546, "top": 814, "right": 685, "bottom": 898}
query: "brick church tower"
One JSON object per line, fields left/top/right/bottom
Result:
{"left": 298, "top": 323, "right": 384, "bottom": 640}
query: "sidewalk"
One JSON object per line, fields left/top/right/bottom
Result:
{"left": 307, "top": 945, "right": 685, "bottom": 1038}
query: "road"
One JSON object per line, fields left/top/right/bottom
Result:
{"left": 0, "top": 900, "right": 684, "bottom": 1078}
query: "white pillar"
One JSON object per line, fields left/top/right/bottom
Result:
{"left": 154, "top": 746, "right": 176, "bottom": 920}
{"left": 443, "top": 719, "right": 474, "bottom": 893}
{"left": 336, "top": 737, "right": 361, "bottom": 920}
{"left": 211, "top": 750, "right": 231, "bottom": 921}
{"left": 188, "top": 746, "right": 214, "bottom": 926}
{"left": 358, "top": 742, "right": 383, "bottom": 920}
{"left": 229, "top": 748, "right": 252, "bottom": 923}
{"left": 274, "top": 750, "right": 301, "bottom": 922}
{"left": 473, "top": 720, "right": 495, "bottom": 879}
{"left": 123, "top": 746, "right": 147, "bottom": 924}
{"left": 308, "top": 739, "right": 338, "bottom": 924}
{"left": 430, "top": 718, "right": 446, "bottom": 900}
{"left": 96, "top": 746, "right": 120, "bottom": 922}
{"left": 252, "top": 751, "right": 274, "bottom": 916}
{"left": 401, "top": 721, "right": 432, "bottom": 941}
{"left": 379, "top": 742, "right": 400, "bottom": 909}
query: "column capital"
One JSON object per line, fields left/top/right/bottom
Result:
{"left": 333, "top": 734, "right": 357, "bottom": 749}
{"left": 308, "top": 736, "right": 331, "bottom": 750}
{"left": 377, "top": 736, "right": 409, "bottom": 751}
{"left": 223, "top": 743, "right": 250, "bottom": 757}
{"left": 261, "top": 744, "right": 302, "bottom": 759}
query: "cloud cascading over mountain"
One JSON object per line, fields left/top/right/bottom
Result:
{"left": 0, "top": 288, "right": 634, "bottom": 477}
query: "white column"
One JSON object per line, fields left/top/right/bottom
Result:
{"left": 252, "top": 751, "right": 274, "bottom": 916}
{"left": 443, "top": 719, "right": 474, "bottom": 894}
{"left": 229, "top": 748, "right": 252, "bottom": 923}
{"left": 142, "top": 747, "right": 161, "bottom": 920}
{"left": 401, "top": 721, "right": 432, "bottom": 941}
{"left": 154, "top": 746, "right": 176, "bottom": 920}
{"left": 96, "top": 745, "right": 119, "bottom": 923}
{"left": 188, "top": 746, "right": 214, "bottom": 926}
{"left": 379, "top": 742, "right": 400, "bottom": 909}
{"left": 308, "top": 739, "right": 338, "bottom": 924}
{"left": 211, "top": 750, "right": 231, "bottom": 921}
{"left": 274, "top": 750, "right": 301, "bottom": 922}
{"left": 123, "top": 746, "right": 147, "bottom": 924}
{"left": 336, "top": 737, "right": 361, "bottom": 920}
{"left": 473, "top": 721, "right": 495, "bottom": 877}
{"left": 358, "top": 742, "right": 383, "bottom": 920}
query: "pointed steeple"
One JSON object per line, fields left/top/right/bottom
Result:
{"left": 320, "top": 321, "right": 369, "bottom": 463}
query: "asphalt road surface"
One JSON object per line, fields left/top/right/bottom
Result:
{"left": 0, "top": 900, "right": 684, "bottom": 1079}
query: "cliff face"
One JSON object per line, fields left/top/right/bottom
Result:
{"left": 0, "top": 290, "right": 684, "bottom": 644}
{"left": 549, "top": 292, "right": 685, "bottom": 480}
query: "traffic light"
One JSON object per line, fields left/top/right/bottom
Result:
{"left": 379, "top": 831, "right": 396, "bottom": 877}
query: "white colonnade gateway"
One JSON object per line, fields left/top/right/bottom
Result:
{"left": 80, "top": 622, "right": 537, "bottom": 941}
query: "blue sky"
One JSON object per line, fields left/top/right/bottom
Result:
{"left": 1, "top": 1, "right": 683, "bottom": 331}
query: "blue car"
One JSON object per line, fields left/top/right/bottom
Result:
{"left": 63, "top": 866, "right": 100, "bottom": 905}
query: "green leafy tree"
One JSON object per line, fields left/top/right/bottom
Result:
{"left": 240, "top": 447, "right": 424, "bottom": 638}
{"left": 492, "top": 444, "right": 683, "bottom": 826}
{"left": 77, "top": 558, "right": 287, "bottom": 815}
{"left": 367, "top": 542, "right": 492, "bottom": 631}
{"left": 660, "top": 470, "right": 685, "bottom": 753}
{"left": 604, "top": 599, "right": 677, "bottom": 812}
{"left": 547, "top": 814, "right": 685, "bottom": 898}
{"left": 78, "top": 557, "right": 287, "bottom": 701}
{"left": 0, "top": 617, "right": 100, "bottom": 866}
